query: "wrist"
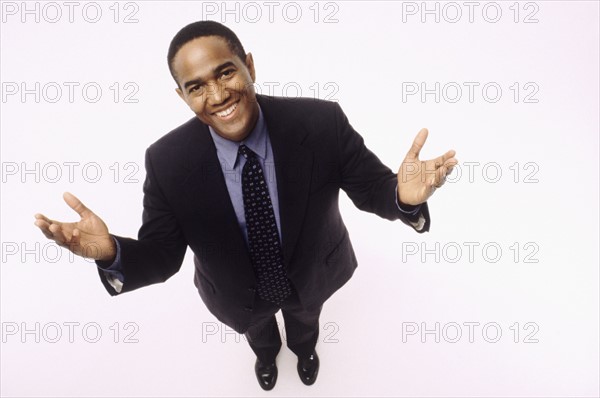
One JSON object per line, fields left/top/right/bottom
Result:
{"left": 396, "top": 189, "right": 421, "bottom": 209}
{"left": 97, "top": 236, "right": 117, "bottom": 262}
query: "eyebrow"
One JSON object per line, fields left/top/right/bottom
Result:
{"left": 183, "top": 61, "right": 237, "bottom": 91}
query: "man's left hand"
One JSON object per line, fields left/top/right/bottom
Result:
{"left": 397, "top": 128, "right": 458, "bottom": 206}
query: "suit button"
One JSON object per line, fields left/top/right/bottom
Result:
{"left": 244, "top": 306, "right": 253, "bottom": 312}
{"left": 248, "top": 287, "right": 256, "bottom": 293}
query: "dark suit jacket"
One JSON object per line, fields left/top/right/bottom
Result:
{"left": 98, "top": 94, "right": 430, "bottom": 333}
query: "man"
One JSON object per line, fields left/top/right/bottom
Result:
{"left": 34, "top": 21, "right": 457, "bottom": 390}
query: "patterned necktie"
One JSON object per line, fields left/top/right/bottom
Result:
{"left": 239, "top": 144, "right": 292, "bottom": 305}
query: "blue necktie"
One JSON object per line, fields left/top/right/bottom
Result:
{"left": 239, "top": 144, "right": 291, "bottom": 304}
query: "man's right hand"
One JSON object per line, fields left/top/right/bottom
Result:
{"left": 34, "top": 192, "right": 116, "bottom": 262}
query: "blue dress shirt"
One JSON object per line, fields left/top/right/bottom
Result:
{"left": 208, "top": 106, "right": 282, "bottom": 243}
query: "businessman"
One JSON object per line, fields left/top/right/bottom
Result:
{"left": 34, "top": 21, "right": 457, "bottom": 390}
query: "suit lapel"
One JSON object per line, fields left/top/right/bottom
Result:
{"left": 181, "top": 121, "right": 248, "bottom": 249}
{"left": 258, "top": 96, "right": 314, "bottom": 266}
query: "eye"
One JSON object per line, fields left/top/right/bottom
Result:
{"left": 221, "top": 69, "right": 235, "bottom": 79}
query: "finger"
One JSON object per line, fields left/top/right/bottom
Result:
{"left": 34, "top": 219, "right": 55, "bottom": 240}
{"left": 443, "top": 157, "right": 458, "bottom": 175}
{"left": 405, "top": 128, "right": 429, "bottom": 160}
{"left": 70, "top": 228, "right": 81, "bottom": 254}
{"left": 34, "top": 213, "right": 62, "bottom": 227}
{"left": 48, "top": 223, "right": 69, "bottom": 246}
{"left": 431, "top": 149, "right": 456, "bottom": 169}
{"left": 434, "top": 159, "right": 458, "bottom": 188}
{"left": 435, "top": 167, "right": 448, "bottom": 188}
{"left": 63, "top": 192, "right": 92, "bottom": 218}
{"left": 34, "top": 213, "right": 51, "bottom": 222}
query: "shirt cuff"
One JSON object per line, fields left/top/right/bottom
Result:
{"left": 95, "top": 237, "right": 124, "bottom": 284}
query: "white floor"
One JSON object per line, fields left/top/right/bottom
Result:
{"left": 1, "top": 237, "right": 598, "bottom": 397}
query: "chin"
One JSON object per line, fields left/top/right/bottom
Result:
{"left": 215, "top": 124, "right": 251, "bottom": 141}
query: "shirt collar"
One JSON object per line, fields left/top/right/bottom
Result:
{"left": 208, "top": 105, "right": 267, "bottom": 169}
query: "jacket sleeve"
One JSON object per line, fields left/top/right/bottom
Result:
{"left": 97, "top": 147, "right": 188, "bottom": 295}
{"left": 334, "top": 102, "right": 430, "bottom": 232}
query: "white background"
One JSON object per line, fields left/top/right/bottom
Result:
{"left": 1, "top": 1, "right": 598, "bottom": 397}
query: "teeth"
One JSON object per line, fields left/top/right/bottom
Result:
{"left": 216, "top": 102, "right": 237, "bottom": 117}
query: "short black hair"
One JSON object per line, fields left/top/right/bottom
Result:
{"left": 167, "top": 21, "right": 247, "bottom": 86}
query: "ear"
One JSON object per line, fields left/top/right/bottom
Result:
{"left": 175, "top": 87, "right": 185, "bottom": 101}
{"left": 245, "top": 52, "right": 256, "bottom": 82}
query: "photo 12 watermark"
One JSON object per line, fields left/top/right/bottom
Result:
{"left": 2, "top": 82, "right": 140, "bottom": 104}
{"left": 402, "top": 321, "right": 540, "bottom": 343}
{"left": 200, "top": 321, "right": 340, "bottom": 344}
{"left": 199, "top": 1, "right": 340, "bottom": 24}
{"left": 2, "top": 161, "right": 141, "bottom": 184}
{"left": 400, "top": 241, "right": 540, "bottom": 264}
{"left": 1, "top": 321, "right": 140, "bottom": 343}
{"left": 400, "top": 1, "right": 540, "bottom": 24}
{"left": 2, "top": 240, "right": 115, "bottom": 265}
{"left": 401, "top": 81, "right": 540, "bottom": 104}
{"left": 1, "top": 1, "right": 140, "bottom": 24}
{"left": 399, "top": 160, "right": 540, "bottom": 185}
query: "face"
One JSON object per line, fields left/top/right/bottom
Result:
{"left": 173, "top": 36, "right": 259, "bottom": 142}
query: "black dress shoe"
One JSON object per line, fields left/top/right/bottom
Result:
{"left": 255, "top": 359, "right": 278, "bottom": 391}
{"left": 297, "top": 351, "right": 319, "bottom": 386}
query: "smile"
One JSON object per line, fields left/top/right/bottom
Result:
{"left": 214, "top": 102, "right": 238, "bottom": 119}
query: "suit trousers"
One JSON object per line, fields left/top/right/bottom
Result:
{"left": 244, "top": 283, "right": 322, "bottom": 364}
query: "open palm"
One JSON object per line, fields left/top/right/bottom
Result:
{"left": 397, "top": 128, "right": 457, "bottom": 206}
{"left": 34, "top": 192, "right": 116, "bottom": 261}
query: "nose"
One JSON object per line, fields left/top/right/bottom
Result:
{"left": 206, "top": 81, "right": 230, "bottom": 106}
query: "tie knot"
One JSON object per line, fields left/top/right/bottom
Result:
{"left": 238, "top": 144, "right": 255, "bottom": 160}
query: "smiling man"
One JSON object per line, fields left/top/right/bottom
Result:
{"left": 34, "top": 21, "right": 457, "bottom": 391}
{"left": 172, "top": 30, "right": 259, "bottom": 142}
